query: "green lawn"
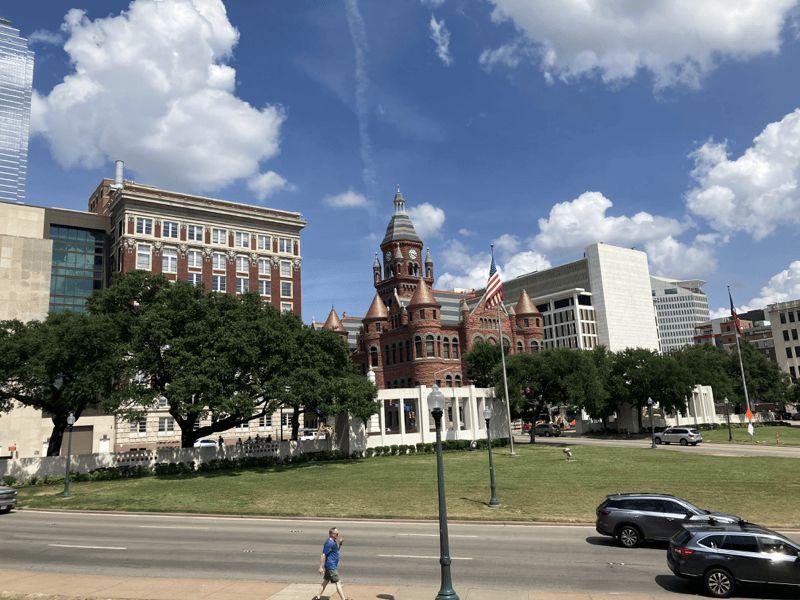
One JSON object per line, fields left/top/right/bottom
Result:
{"left": 700, "top": 423, "right": 800, "bottom": 446}
{"left": 17, "top": 443, "right": 800, "bottom": 528}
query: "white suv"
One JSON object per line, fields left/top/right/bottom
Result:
{"left": 655, "top": 427, "right": 702, "bottom": 446}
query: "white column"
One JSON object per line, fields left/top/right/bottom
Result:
{"left": 573, "top": 292, "right": 584, "bottom": 348}
{"left": 399, "top": 396, "right": 406, "bottom": 445}
{"left": 420, "top": 386, "right": 430, "bottom": 445}
{"left": 468, "top": 385, "right": 480, "bottom": 438}
{"left": 379, "top": 397, "right": 386, "bottom": 447}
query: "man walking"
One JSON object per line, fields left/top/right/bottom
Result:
{"left": 314, "top": 527, "right": 347, "bottom": 600}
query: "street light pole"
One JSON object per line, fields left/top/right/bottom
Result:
{"left": 483, "top": 406, "right": 500, "bottom": 508}
{"left": 647, "top": 398, "right": 656, "bottom": 449}
{"left": 63, "top": 412, "right": 76, "bottom": 498}
{"left": 428, "top": 385, "right": 459, "bottom": 600}
{"left": 724, "top": 398, "right": 732, "bottom": 442}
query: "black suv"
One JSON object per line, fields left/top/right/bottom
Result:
{"left": 668, "top": 522, "right": 800, "bottom": 598}
{"left": 596, "top": 493, "right": 740, "bottom": 548}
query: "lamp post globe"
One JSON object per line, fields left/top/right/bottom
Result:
{"left": 427, "top": 384, "right": 458, "bottom": 600}
{"left": 483, "top": 405, "right": 500, "bottom": 508}
{"left": 63, "top": 412, "right": 76, "bottom": 498}
{"left": 647, "top": 398, "right": 656, "bottom": 449}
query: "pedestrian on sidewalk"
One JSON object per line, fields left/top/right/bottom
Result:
{"left": 314, "top": 526, "right": 347, "bottom": 600}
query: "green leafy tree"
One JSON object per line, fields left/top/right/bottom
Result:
{"left": 583, "top": 346, "right": 614, "bottom": 428}
{"left": 0, "top": 312, "right": 122, "bottom": 456}
{"left": 727, "top": 339, "right": 789, "bottom": 408}
{"left": 498, "top": 347, "right": 604, "bottom": 441}
{"left": 672, "top": 343, "right": 736, "bottom": 403}
{"left": 88, "top": 271, "right": 377, "bottom": 447}
{"left": 463, "top": 339, "right": 507, "bottom": 387}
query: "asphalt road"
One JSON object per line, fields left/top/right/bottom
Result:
{"left": 520, "top": 434, "right": 800, "bottom": 458}
{"left": 3, "top": 510, "right": 800, "bottom": 598}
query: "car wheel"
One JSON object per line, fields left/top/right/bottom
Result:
{"left": 704, "top": 568, "right": 734, "bottom": 598}
{"left": 680, "top": 438, "right": 689, "bottom": 446}
{"left": 691, "top": 442, "right": 698, "bottom": 446}
{"left": 544, "top": 431, "right": 551, "bottom": 437}
{"left": 654, "top": 437, "right": 661, "bottom": 445}
{"left": 617, "top": 525, "right": 641, "bottom": 548}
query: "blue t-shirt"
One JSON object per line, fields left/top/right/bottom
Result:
{"left": 323, "top": 538, "right": 339, "bottom": 569}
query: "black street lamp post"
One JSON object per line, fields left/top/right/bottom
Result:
{"left": 724, "top": 398, "right": 732, "bottom": 442}
{"left": 648, "top": 398, "right": 656, "bottom": 449}
{"left": 63, "top": 412, "right": 76, "bottom": 498}
{"left": 428, "top": 384, "right": 459, "bottom": 600}
{"left": 483, "top": 405, "right": 500, "bottom": 508}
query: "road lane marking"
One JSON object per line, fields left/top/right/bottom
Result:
{"left": 139, "top": 525, "right": 210, "bottom": 529}
{"left": 398, "top": 534, "right": 478, "bottom": 538}
{"left": 378, "top": 554, "right": 472, "bottom": 560}
{"left": 48, "top": 544, "right": 127, "bottom": 550}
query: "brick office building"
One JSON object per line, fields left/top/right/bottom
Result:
{"left": 89, "top": 162, "right": 306, "bottom": 316}
{"left": 344, "top": 190, "right": 544, "bottom": 389}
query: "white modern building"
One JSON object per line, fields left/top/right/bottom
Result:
{"left": 0, "top": 19, "right": 34, "bottom": 204}
{"left": 498, "top": 243, "right": 660, "bottom": 352}
{"left": 651, "top": 277, "right": 710, "bottom": 353}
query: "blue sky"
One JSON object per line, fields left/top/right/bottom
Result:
{"left": 7, "top": 0, "right": 800, "bottom": 324}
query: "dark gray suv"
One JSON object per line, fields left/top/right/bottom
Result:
{"left": 668, "top": 522, "right": 800, "bottom": 598}
{"left": 0, "top": 485, "right": 17, "bottom": 513}
{"left": 596, "top": 493, "right": 740, "bottom": 548}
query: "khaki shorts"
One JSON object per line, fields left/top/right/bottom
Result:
{"left": 323, "top": 568, "right": 340, "bottom": 583}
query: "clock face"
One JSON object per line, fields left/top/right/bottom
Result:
{"left": 409, "top": 249, "right": 418, "bottom": 260}
{"left": 385, "top": 250, "right": 392, "bottom": 261}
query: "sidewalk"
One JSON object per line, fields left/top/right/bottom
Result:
{"left": 0, "top": 569, "right": 684, "bottom": 600}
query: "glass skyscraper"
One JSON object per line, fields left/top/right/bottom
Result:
{"left": 0, "top": 19, "right": 34, "bottom": 204}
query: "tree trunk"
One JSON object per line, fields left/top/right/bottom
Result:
{"left": 291, "top": 405, "right": 301, "bottom": 440}
{"left": 46, "top": 418, "right": 68, "bottom": 457}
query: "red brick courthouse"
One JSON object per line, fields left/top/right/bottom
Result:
{"left": 330, "top": 190, "right": 544, "bottom": 390}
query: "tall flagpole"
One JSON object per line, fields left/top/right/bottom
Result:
{"left": 490, "top": 244, "right": 516, "bottom": 457}
{"left": 729, "top": 286, "right": 752, "bottom": 413}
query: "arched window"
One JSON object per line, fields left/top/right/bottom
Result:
{"left": 415, "top": 336, "right": 423, "bottom": 358}
{"left": 454, "top": 375, "right": 461, "bottom": 387}
{"left": 386, "top": 379, "right": 392, "bottom": 389}
{"left": 370, "top": 347, "right": 378, "bottom": 367}
{"left": 406, "top": 340, "right": 411, "bottom": 362}
{"left": 400, "top": 379, "right": 405, "bottom": 388}
{"left": 364, "top": 324, "right": 369, "bottom": 333}
{"left": 443, "top": 337, "right": 450, "bottom": 359}
{"left": 385, "top": 344, "right": 390, "bottom": 365}
{"left": 392, "top": 343, "right": 397, "bottom": 364}
{"left": 445, "top": 374, "right": 453, "bottom": 387}
{"left": 517, "top": 341, "right": 524, "bottom": 353}
{"left": 426, "top": 335, "right": 435, "bottom": 357}
{"left": 398, "top": 341, "right": 404, "bottom": 363}
{"left": 437, "top": 335, "right": 441, "bottom": 357}
{"left": 452, "top": 339, "right": 459, "bottom": 358}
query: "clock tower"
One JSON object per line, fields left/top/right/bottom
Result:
{"left": 374, "top": 188, "right": 432, "bottom": 305}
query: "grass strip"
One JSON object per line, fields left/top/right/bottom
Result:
{"left": 16, "top": 444, "right": 800, "bottom": 528}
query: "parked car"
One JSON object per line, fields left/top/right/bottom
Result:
{"left": 533, "top": 423, "right": 562, "bottom": 437}
{"left": 0, "top": 485, "right": 17, "bottom": 513}
{"left": 667, "top": 521, "right": 800, "bottom": 598}
{"left": 792, "top": 413, "right": 800, "bottom": 421}
{"left": 654, "top": 427, "right": 702, "bottom": 446}
{"left": 773, "top": 410, "right": 792, "bottom": 421}
{"left": 193, "top": 438, "right": 218, "bottom": 448}
{"left": 596, "top": 493, "right": 740, "bottom": 548}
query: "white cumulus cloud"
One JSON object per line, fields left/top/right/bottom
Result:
{"left": 436, "top": 239, "right": 550, "bottom": 291}
{"left": 248, "top": 172, "right": 295, "bottom": 201}
{"left": 421, "top": 0, "right": 446, "bottom": 7}
{"left": 429, "top": 15, "right": 453, "bottom": 66}
{"left": 686, "top": 108, "right": 800, "bottom": 240}
{"left": 31, "top": 0, "right": 290, "bottom": 196}
{"left": 644, "top": 235, "right": 717, "bottom": 280}
{"left": 323, "top": 189, "right": 370, "bottom": 208}
{"left": 722, "top": 261, "right": 800, "bottom": 314}
{"left": 483, "top": 0, "right": 797, "bottom": 89}
{"left": 408, "top": 202, "right": 446, "bottom": 239}
{"left": 534, "top": 191, "right": 688, "bottom": 255}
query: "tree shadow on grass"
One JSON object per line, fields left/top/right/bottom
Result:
{"left": 155, "top": 460, "right": 322, "bottom": 481}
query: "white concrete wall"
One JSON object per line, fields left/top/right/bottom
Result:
{"left": 585, "top": 243, "right": 660, "bottom": 352}
{"left": 365, "top": 386, "right": 507, "bottom": 448}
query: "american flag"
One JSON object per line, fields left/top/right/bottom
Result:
{"left": 485, "top": 257, "right": 504, "bottom": 309}
{"left": 729, "top": 289, "right": 741, "bottom": 335}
